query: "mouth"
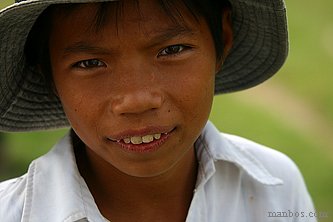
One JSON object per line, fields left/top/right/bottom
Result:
{"left": 112, "top": 133, "right": 165, "bottom": 145}
{"left": 107, "top": 127, "right": 175, "bottom": 153}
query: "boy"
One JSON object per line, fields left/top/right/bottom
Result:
{"left": 0, "top": 0, "right": 316, "bottom": 221}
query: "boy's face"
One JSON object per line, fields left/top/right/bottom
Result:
{"left": 49, "top": 0, "right": 224, "bottom": 177}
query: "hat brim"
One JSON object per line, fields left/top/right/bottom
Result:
{"left": 0, "top": 0, "right": 288, "bottom": 131}
{"left": 216, "top": 0, "right": 288, "bottom": 93}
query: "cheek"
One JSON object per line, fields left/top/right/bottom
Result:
{"left": 57, "top": 85, "right": 105, "bottom": 149}
{"left": 175, "top": 60, "right": 215, "bottom": 99}
{"left": 184, "top": 81, "right": 214, "bottom": 123}
{"left": 164, "top": 59, "right": 216, "bottom": 122}
{"left": 53, "top": 74, "right": 102, "bottom": 134}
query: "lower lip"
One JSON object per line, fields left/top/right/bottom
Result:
{"left": 112, "top": 133, "right": 171, "bottom": 153}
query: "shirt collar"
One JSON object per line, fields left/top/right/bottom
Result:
{"left": 22, "top": 133, "right": 105, "bottom": 222}
{"left": 22, "top": 121, "right": 282, "bottom": 221}
{"left": 195, "top": 121, "right": 283, "bottom": 187}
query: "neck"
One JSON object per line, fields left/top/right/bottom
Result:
{"left": 74, "top": 136, "right": 198, "bottom": 222}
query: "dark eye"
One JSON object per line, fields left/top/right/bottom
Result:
{"left": 158, "top": 45, "right": 188, "bottom": 56}
{"left": 74, "top": 59, "right": 106, "bottom": 69}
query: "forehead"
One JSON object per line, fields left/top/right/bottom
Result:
{"left": 47, "top": 0, "right": 215, "bottom": 63}
{"left": 51, "top": 0, "right": 200, "bottom": 35}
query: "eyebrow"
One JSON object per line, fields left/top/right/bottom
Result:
{"left": 63, "top": 42, "right": 114, "bottom": 57}
{"left": 62, "top": 25, "right": 196, "bottom": 57}
{"left": 147, "top": 25, "right": 196, "bottom": 47}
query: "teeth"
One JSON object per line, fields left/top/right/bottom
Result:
{"left": 123, "top": 138, "right": 131, "bottom": 144}
{"left": 142, "top": 135, "right": 154, "bottom": 143}
{"left": 121, "top": 133, "right": 163, "bottom": 145}
{"left": 131, "top": 136, "right": 142, "bottom": 145}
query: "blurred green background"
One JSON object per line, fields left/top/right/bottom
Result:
{"left": 0, "top": 0, "right": 332, "bottom": 221}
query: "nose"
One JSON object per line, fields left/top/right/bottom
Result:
{"left": 111, "top": 89, "right": 164, "bottom": 116}
{"left": 109, "top": 56, "right": 165, "bottom": 116}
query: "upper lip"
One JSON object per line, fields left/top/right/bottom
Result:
{"left": 107, "top": 126, "right": 175, "bottom": 141}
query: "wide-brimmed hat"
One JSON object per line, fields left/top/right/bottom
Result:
{"left": 0, "top": 0, "right": 288, "bottom": 132}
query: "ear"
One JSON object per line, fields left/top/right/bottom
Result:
{"left": 216, "top": 7, "right": 233, "bottom": 71}
{"left": 36, "top": 64, "right": 60, "bottom": 97}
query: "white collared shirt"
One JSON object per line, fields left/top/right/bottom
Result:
{"left": 0, "top": 121, "right": 316, "bottom": 222}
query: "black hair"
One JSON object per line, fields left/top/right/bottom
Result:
{"left": 25, "top": 0, "right": 230, "bottom": 92}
